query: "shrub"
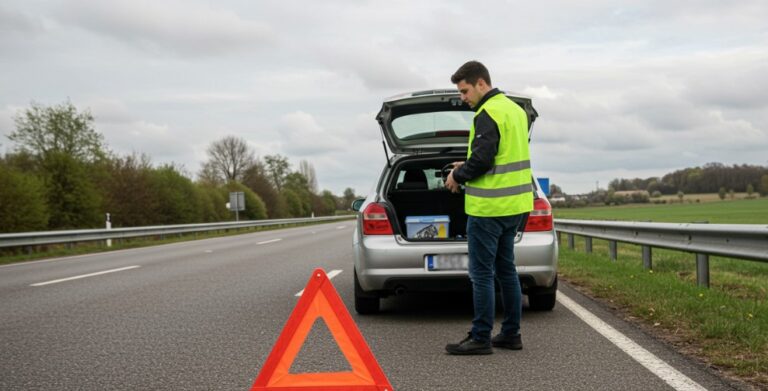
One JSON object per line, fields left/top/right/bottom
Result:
{"left": 223, "top": 181, "right": 267, "bottom": 220}
{"left": 0, "top": 166, "right": 49, "bottom": 232}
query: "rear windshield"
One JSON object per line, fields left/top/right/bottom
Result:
{"left": 391, "top": 111, "right": 474, "bottom": 141}
{"left": 393, "top": 168, "right": 446, "bottom": 191}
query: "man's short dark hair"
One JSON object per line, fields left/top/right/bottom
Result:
{"left": 451, "top": 60, "right": 491, "bottom": 86}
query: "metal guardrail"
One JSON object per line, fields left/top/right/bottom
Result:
{"left": 554, "top": 219, "right": 768, "bottom": 288}
{"left": 0, "top": 215, "right": 356, "bottom": 249}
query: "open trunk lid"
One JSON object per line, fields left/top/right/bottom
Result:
{"left": 376, "top": 89, "right": 538, "bottom": 155}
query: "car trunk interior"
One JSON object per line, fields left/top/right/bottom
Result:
{"left": 384, "top": 156, "right": 468, "bottom": 240}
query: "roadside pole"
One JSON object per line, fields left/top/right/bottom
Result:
{"left": 106, "top": 213, "right": 112, "bottom": 248}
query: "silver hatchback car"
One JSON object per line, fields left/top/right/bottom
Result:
{"left": 351, "top": 89, "right": 558, "bottom": 314}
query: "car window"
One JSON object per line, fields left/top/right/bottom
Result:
{"left": 391, "top": 111, "right": 474, "bottom": 141}
{"left": 394, "top": 169, "right": 445, "bottom": 190}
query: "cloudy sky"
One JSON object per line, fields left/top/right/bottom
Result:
{"left": 1, "top": 0, "right": 767, "bottom": 195}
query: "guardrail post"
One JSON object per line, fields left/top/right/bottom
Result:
{"left": 567, "top": 234, "right": 575, "bottom": 249}
{"left": 585, "top": 237, "right": 592, "bottom": 253}
{"left": 642, "top": 245, "right": 652, "bottom": 270}
{"left": 696, "top": 253, "right": 710, "bottom": 288}
{"left": 557, "top": 231, "right": 562, "bottom": 245}
{"left": 609, "top": 241, "right": 617, "bottom": 261}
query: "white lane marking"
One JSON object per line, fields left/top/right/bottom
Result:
{"left": 257, "top": 238, "right": 282, "bottom": 245}
{"left": 557, "top": 292, "right": 706, "bottom": 391}
{"left": 295, "top": 269, "right": 342, "bottom": 297}
{"left": 336, "top": 226, "right": 346, "bottom": 229}
{"left": 0, "top": 248, "right": 140, "bottom": 269}
{"left": 30, "top": 266, "right": 141, "bottom": 287}
{"left": 204, "top": 250, "right": 213, "bottom": 253}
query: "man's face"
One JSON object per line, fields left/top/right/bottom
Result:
{"left": 456, "top": 80, "right": 483, "bottom": 109}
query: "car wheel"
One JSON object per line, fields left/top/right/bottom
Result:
{"left": 528, "top": 278, "right": 557, "bottom": 311}
{"left": 354, "top": 269, "right": 380, "bottom": 314}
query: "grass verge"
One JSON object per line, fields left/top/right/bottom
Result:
{"left": 558, "top": 237, "right": 767, "bottom": 388}
{"left": 0, "top": 218, "right": 354, "bottom": 266}
{"left": 554, "top": 198, "right": 768, "bottom": 224}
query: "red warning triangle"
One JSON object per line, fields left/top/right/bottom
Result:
{"left": 250, "top": 268, "right": 393, "bottom": 391}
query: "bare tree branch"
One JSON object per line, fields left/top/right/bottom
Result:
{"left": 204, "top": 136, "right": 254, "bottom": 181}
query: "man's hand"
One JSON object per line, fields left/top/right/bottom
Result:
{"left": 445, "top": 161, "right": 465, "bottom": 193}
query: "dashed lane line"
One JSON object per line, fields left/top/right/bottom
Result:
{"left": 30, "top": 266, "right": 141, "bottom": 287}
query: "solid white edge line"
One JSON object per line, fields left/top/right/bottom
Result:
{"left": 30, "top": 265, "right": 141, "bottom": 287}
{"left": 556, "top": 291, "right": 707, "bottom": 391}
{"left": 295, "top": 269, "right": 342, "bottom": 297}
{"left": 257, "top": 238, "right": 282, "bottom": 245}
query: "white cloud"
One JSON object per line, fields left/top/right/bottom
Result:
{"left": 277, "top": 111, "right": 345, "bottom": 156}
{"left": 55, "top": 0, "right": 274, "bottom": 56}
{"left": 86, "top": 98, "right": 134, "bottom": 124}
{"left": 1, "top": 0, "right": 767, "bottom": 195}
{"left": 522, "top": 86, "right": 562, "bottom": 101}
{"left": 0, "top": 5, "right": 43, "bottom": 35}
{"left": 0, "top": 106, "right": 21, "bottom": 151}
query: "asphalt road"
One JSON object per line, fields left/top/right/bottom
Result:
{"left": 0, "top": 222, "right": 743, "bottom": 390}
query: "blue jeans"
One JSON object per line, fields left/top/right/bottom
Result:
{"left": 467, "top": 214, "right": 524, "bottom": 342}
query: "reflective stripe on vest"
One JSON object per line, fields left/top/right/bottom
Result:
{"left": 465, "top": 183, "right": 533, "bottom": 198}
{"left": 465, "top": 93, "right": 534, "bottom": 217}
{"left": 486, "top": 160, "right": 531, "bottom": 175}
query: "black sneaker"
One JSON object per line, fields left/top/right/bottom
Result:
{"left": 491, "top": 333, "right": 522, "bottom": 350}
{"left": 445, "top": 332, "right": 492, "bottom": 355}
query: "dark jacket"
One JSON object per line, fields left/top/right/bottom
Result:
{"left": 452, "top": 88, "right": 502, "bottom": 184}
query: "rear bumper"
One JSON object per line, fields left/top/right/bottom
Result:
{"left": 353, "top": 229, "right": 558, "bottom": 296}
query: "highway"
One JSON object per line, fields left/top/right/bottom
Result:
{"left": 0, "top": 222, "right": 742, "bottom": 390}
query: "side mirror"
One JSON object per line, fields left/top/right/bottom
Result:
{"left": 351, "top": 198, "right": 365, "bottom": 212}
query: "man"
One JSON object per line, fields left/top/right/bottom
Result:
{"left": 444, "top": 60, "right": 534, "bottom": 355}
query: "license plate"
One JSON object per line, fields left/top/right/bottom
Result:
{"left": 426, "top": 254, "right": 469, "bottom": 271}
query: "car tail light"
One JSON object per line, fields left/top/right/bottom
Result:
{"left": 524, "top": 198, "right": 553, "bottom": 232}
{"left": 362, "top": 203, "right": 394, "bottom": 235}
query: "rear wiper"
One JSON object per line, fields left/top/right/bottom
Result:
{"left": 400, "top": 133, "right": 437, "bottom": 141}
{"left": 400, "top": 130, "right": 469, "bottom": 141}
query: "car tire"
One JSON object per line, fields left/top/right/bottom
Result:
{"left": 528, "top": 278, "right": 557, "bottom": 311}
{"left": 354, "top": 269, "right": 380, "bottom": 314}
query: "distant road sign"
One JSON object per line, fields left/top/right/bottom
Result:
{"left": 229, "top": 192, "right": 245, "bottom": 211}
{"left": 537, "top": 177, "right": 550, "bottom": 196}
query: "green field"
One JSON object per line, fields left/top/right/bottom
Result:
{"left": 554, "top": 198, "right": 768, "bottom": 224}
{"left": 554, "top": 198, "right": 767, "bottom": 388}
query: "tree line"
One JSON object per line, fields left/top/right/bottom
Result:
{"left": 0, "top": 101, "right": 360, "bottom": 233}
{"left": 549, "top": 162, "right": 767, "bottom": 208}
{"left": 607, "top": 162, "right": 768, "bottom": 196}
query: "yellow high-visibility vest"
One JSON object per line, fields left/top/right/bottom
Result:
{"left": 465, "top": 93, "right": 534, "bottom": 217}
